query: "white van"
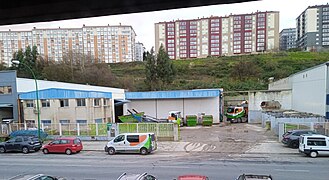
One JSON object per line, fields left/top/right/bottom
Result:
{"left": 299, "top": 134, "right": 329, "bottom": 158}
{"left": 104, "top": 133, "right": 157, "bottom": 155}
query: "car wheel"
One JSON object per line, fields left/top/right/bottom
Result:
{"left": 310, "top": 151, "right": 318, "bottom": 158}
{"left": 65, "top": 149, "right": 72, "bottom": 155}
{"left": 140, "top": 147, "right": 148, "bottom": 155}
{"left": 291, "top": 141, "right": 299, "bottom": 148}
{"left": 0, "top": 146, "right": 6, "bottom": 153}
{"left": 22, "top": 147, "right": 29, "bottom": 154}
{"left": 108, "top": 147, "right": 115, "bottom": 155}
{"left": 43, "top": 148, "right": 49, "bottom": 154}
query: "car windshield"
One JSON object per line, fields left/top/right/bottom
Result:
{"left": 1, "top": 0, "right": 329, "bottom": 180}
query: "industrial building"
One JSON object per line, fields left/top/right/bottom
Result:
{"left": 125, "top": 89, "right": 223, "bottom": 124}
{"left": 155, "top": 11, "right": 279, "bottom": 59}
{"left": 248, "top": 62, "right": 329, "bottom": 123}
{"left": 1, "top": 70, "right": 223, "bottom": 126}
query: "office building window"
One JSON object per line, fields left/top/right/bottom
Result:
{"left": 41, "top": 120, "right": 51, "bottom": 125}
{"left": 0, "top": 86, "right": 12, "bottom": 94}
{"left": 95, "top": 118, "right": 103, "bottom": 124}
{"left": 41, "top": 99, "right": 50, "bottom": 107}
{"left": 76, "top": 120, "right": 87, "bottom": 124}
{"left": 94, "top": 98, "right": 100, "bottom": 106}
{"left": 76, "top": 99, "right": 86, "bottom": 107}
{"left": 59, "top": 99, "right": 69, "bottom": 107}
{"left": 26, "top": 100, "right": 34, "bottom": 108}
{"left": 60, "top": 120, "right": 70, "bottom": 124}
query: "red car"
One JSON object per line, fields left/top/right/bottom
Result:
{"left": 42, "top": 137, "right": 83, "bottom": 155}
{"left": 177, "top": 175, "right": 209, "bottom": 180}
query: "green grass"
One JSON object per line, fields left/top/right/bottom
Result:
{"left": 285, "top": 123, "right": 310, "bottom": 131}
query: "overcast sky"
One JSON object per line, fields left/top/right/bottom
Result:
{"left": 0, "top": 0, "right": 327, "bottom": 50}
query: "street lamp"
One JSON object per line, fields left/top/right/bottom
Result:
{"left": 11, "top": 59, "right": 41, "bottom": 140}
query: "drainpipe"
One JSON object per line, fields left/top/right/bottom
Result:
{"left": 325, "top": 62, "right": 329, "bottom": 121}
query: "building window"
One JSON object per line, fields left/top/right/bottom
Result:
{"left": 26, "top": 100, "right": 34, "bottom": 108}
{"left": 76, "top": 120, "right": 87, "bottom": 124}
{"left": 76, "top": 99, "right": 86, "bottom": 107}
{"left": 95, "top": 118, "right": 103, "bottom": 124}
{"left": 41, "top": 99, "right": 50, "bottom": 107}
{"left": 0, "top": 86, "right": 12, "bottom": 95}
{"left": 41, "top": 120, "right": 51, "bottom": 125}
{"left": 60, "top": 120, "right": 70, "bottom": 124}
{"left": 94, "top": 99, "right": 100, "bottom": 106}
{"left": 60, "top": 99, "right": 69, "bottom": 107}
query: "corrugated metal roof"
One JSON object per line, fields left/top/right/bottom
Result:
{"left": 16, "top": 78, "right": 125, "bottom": 99}
{"left": 19, "top": 88, "right": 112, "bottom": 100}
{"left": 125, "top": 89, "right": 221, "bottom": 99}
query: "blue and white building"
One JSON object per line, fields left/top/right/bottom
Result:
{"left": 125, "top": 89, "right": 224, "bottom": 124}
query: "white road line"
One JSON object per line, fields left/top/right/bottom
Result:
{"left": 274, "top": 169, "right": 309, "bottom": 173}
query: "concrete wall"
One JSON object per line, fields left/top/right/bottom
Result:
{"left": 268, "top": 77, "right": 292, "bottom": 90}
{"left": 125, "top": 97, "right": 221, "bottom": 124}
{"left": 23, "top": 98, "right": 113, "bottom": 124}
{"left": 248, "top": 90, "right": 292, "bottom": 111}
{"left": 292, "top": 65, "right": 327, "bottom": 116}
{"left": 0, "top": 71, "right": 18, "bottom": 122}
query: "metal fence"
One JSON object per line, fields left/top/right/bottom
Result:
{"left": 0, "top": 122, "right": 179, "bottom": 141}
{"left": 117, "top": 123, "right": 178, "bottom": 140}
{"left": 278, "top": 122, "right": 329, "bottom": 141}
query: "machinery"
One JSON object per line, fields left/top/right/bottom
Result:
{"left": 168, "top": 111, "right": 182, "bottom": 126}
{"left": 225, "top": 100, "right": 248, "bottom": 123}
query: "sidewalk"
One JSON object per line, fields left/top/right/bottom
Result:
{"left": 246, "top": 141, "right": 298, "bottom": 154}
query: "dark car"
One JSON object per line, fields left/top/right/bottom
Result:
{"left": 236, "top": 174, "right": 273, "bottom": 180}
{"left": 281, "top": 129, "right": 317, "bottom": 148}
{"left": 9, "top": 174, "right": 66, "bottom": 180}
{"left": 0, "top": 136, "right": 42, "bottom": 154}
{"left": 116, "top": 172, "right": 157, "bottom": 180}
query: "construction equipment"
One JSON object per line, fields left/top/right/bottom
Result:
{"left": 119, "top": 109, "right": 168, "bottom": 123}
{"left": 225, "top": 100, "right": 248, "bottom": 123}
{"left": 168, "top": 111, "right": 182, "bottom": 126}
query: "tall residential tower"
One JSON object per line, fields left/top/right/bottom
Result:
{"left": 279, "top": 28, "right": 296, "bottom": 50}
{"left": 155, "top": 11, "right": 279, "bottom": 59}
{"left": 0, "top": 25, "right": 137, "bottom": 66}
{"left": 296, "top": 4, "right": 329, "bottom": 51}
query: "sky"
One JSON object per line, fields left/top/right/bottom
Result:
{"left": 0, "top": 0, "right": 328, "bottom": 50}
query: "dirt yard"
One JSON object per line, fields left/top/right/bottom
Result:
{"left": 179, "top": 123, "right": 277, "bottom": 154}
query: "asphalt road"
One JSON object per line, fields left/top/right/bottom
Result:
{"left": 0, "top": 151, "right": 329, "bottom": 180}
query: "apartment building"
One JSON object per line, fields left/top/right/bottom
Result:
{"left": 155, "top": 11, "right": 279, "bottom": 59}
{"left": 0, "top": 25, "right": 137, "bottom": 66}
{"left": 135, "top": 42, "right": 144, "bottom": 61}
{"left": 279, "top": 28, "right": 296, "bottom": 50}
{"left": 296, "top": 4, "right": 329, "bottom": 51}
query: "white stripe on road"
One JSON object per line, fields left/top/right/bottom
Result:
{"left": 274, "top": 169, "right": 309, "bottom": 173}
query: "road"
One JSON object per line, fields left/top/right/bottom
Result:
{"left": 1, "top": 151, "right": 329, "bottom": 180}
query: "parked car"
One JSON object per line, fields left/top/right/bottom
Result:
{"left": 281, "top": 129, "right": 317, "bottom": 148}
{"left": 176, "top": 175, "right": 209, "bottom": 180}
{"left": 105, "top": 133, "right": 157, "bottom": 155}
{"left": 0, "top": 136, "right": 42, "bottom": 154}
{"left": 116, "top": 172, "right": 157, "bottom": 180}
{"left": 9, "top": 174, "right": 66, "bottom": 180}
{"left": 236, "top": 174, "right": 273, "bottom": 180}
{"left": 299, "top": 134, "right": 329, "bottom": 158}
{"left": 42, "top": 137, "right": 83, "bottom": 155}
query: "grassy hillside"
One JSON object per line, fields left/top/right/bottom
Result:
{"left": 110, "top": 52, "right": 329, "bottom": 92}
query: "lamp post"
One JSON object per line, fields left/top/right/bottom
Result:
{"left": 11, "top": 59, "right": 41, "bottom": 139}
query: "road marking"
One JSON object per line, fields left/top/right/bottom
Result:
{"left": 274, "top": 169, "right": 309, "bottom": 173}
